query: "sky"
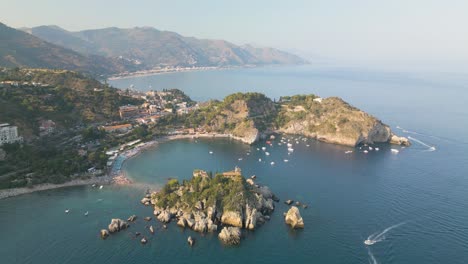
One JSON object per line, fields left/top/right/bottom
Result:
{"left": 2, "top": 0, "right": 468, "bottom": 69}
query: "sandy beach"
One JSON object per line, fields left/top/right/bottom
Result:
{"left": 0, "top": 176, "right": 111, "bottom": 200}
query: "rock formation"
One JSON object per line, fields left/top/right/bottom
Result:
{"left": 108, "top": 218, "right": 129, "bottom": 233}
{"left": 146, "top": 168, "right": 278, "bottom": 245}
{"left": 100, "top": 229, "right": 109, "bottom": 239}
{"left": 187, "top": 236, "right": 195, "bottom": 247}
{"left": 185, "top": 93, "right": 409, "bottom": 147}
{"left": 218, "top": 227, "right": 241, "bottom": 245}
{"left": 284, "top": 206, "right": 304, "bottom": 229}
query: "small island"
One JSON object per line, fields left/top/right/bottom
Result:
{"left": 141, "top": 167, "right": 279, "bottom": 245}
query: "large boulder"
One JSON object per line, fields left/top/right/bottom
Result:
{"left": 187, "top": 236, "right": 195, "bottom": 247}
{"left": 207, "top": 219, "right": 218, "bottom": 232}
{"left": 141, "top": 197, "right": 151, "bottom": 205}
{"left": 193, "top": 218, "right": 208, "bottom": 233}
{"left": 284, "top": 206, "right": 304, "bottom": 229}
{"left": 177, "top": 218, "right": 187, "bottom": 228}
{"left": 108, "top": 219, "right": 129, "bottom": 233}
{"left": 221, "top": 210, "right": 243, "bottom": 227}
{"left": 186, "top": 218, "right": 195, "bottom": 229}
{"left": 100, "top": 229, "right": 109, "bottom": 239}
{"left": 390, "top": 134, "right": 411, "bottom": 146}
{"left": 218, "top": 227, "right": 241, "bottom": 245}
{"left": 157, "top": 210, "right": 172, "bottom": 223}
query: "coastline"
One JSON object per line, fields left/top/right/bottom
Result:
{"left": 0, "top": 176, "right": 111, "bottom": 200}
{"left": 0, "top": 133, "right": 252, "bottom": 200}
{"left": 107, "top": 65, "right": 249, "bottom": 81}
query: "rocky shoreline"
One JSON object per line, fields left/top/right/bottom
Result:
{"left": 100, "top": 168, "right": 308, "bottom": 247}
{"left": 142, "top": 168, "right": 280, "bottom": 245}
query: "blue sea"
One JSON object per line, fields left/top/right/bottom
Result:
{"left": 1, "top": 65, "right": 467, "bottom": 264}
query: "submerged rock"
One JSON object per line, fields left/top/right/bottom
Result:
{"left": 141, "top": 237, "right": 147, "bottom": 244}
{"left": 285, "top": 199, "right": 294, "bottom": 205}
{"left": 127, "top": 215, "right": 137, "bottom": 222}
{"left": 284, "top": 206, "right": 304, "bottom": 229}
{"left": 218, "top": 227, "right": 241, "bottom": 245}
{"left": 108, "top": 219, "right": 129, "bottom": 233}
{"left": 144, "top": 216, "right": 152, "bottom": 221}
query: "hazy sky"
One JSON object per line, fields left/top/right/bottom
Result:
{"left": 2, "top": 0, "right": 467, "bottom": 67}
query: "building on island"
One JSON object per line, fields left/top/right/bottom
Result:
{"left": 222, "top": 166, "right": 242, "bottom": 178}
{"left": 0, "top": 123, "right": 23, "bottom": 145}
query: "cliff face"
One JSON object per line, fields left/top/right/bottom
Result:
{"left": 277, "top": 96, "right": 398, "bottom": 147}
{"left": 203, "top": 93, "right": 277, "bottom": 144}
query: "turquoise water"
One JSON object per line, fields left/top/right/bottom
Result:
{"left": 1, "top": 66, "right": 468, "bottom": 263}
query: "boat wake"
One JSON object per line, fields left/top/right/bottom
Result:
{"left": 364, "top": 222, "right": 405, "bottom": 246}
{"left": 407, "top": 136, "right": 436, "bottom": 152}
{"left": 367, "top": 248, "right": 379, "bottom": 264}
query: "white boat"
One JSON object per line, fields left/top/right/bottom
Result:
{"left": 364, "top": 239, "right": 375, "bottom": 246}
{"left": 209, "top": 151, "right": 213, "bottom": 154}
{"left": 65, "top": 209, "right": 70, "bottom": 213}
{"left": 369, "top": 147, "right": 373, "bottom": 151}
{"left": 345, "top": 150, "right": 353, "bottom": 154}
{"left": 257, "top": 148, "right": 260, "bottom": 151}
{"left": 238, "top": 158, "right": 243, "bottom": 161}
{"left": 270, "top": 162, "right": 275, "bottom": 165}
{"left": 363, "top": 150, "right": 369, "bottom": 154}
{"left": 265, "top": 152, "right": 270, "bottom": 156}
{"left": 262, "top": 147, "right": 267, "bottom": 151}
{"left": 278, "top": 143, "right": 282, "bottom": 146}
{"left": 84, "top": 211, "right": 89, "bottom": 216}
{"left": 287, "top": 143, "right": 293, "bottom": 147}
{"left": 258, "top": 158, "right": 262, "bottom": 162}
{"left": 375, "top": 147, "right": 380, "bottom": 151}
{"left": 99, "top": 185, "right": 103, "bottom": 189}
{"left": 391, "top": 149, "right": 399, "bottom": 154}
{"left": 288, "top": 148, "right": 294, "bottom": 153}
{"left": 284, "top": 159, "right": 289, "bottom": 162}
{"left": 306, "top": 144, "right": 310, "bottom": 147}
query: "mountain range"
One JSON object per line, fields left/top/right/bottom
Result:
{"left": 0, "top": 23, "right": 307, "bottom": 75}
{"left": 0, "top": 23, "right": 133, "bottom": 75}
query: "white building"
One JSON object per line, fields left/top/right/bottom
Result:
{"left": 0, "top": 123, "right": 23, "bottom": 145}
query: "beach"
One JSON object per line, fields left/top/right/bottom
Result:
{"left": 0, "top": 176, "right": 111, "bottom": 200}
{"left": 0, "top": 132, "right": 249, "bottom": 200}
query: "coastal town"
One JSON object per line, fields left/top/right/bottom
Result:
{"left": 0, "top": 75, "right": 203, "bottom": 191}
